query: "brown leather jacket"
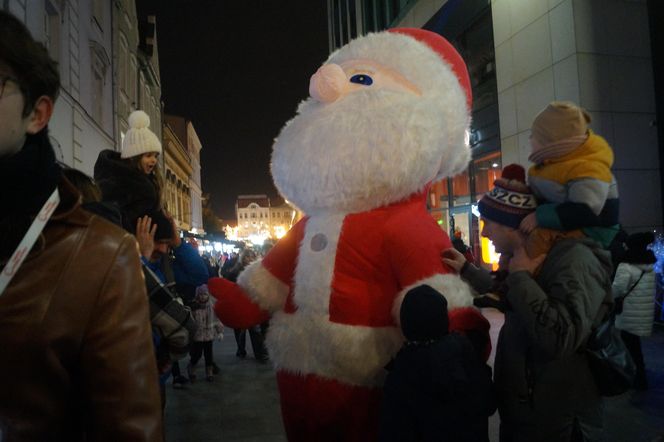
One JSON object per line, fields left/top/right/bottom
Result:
{"left": 0, "top": 178, "right": 163, "bottom": 441}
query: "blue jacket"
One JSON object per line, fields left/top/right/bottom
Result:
{"left": 141, "top": 242, "right": 208, "bottom": 287}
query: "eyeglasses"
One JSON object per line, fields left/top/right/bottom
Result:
{"left": 0, "top": 75, "right": 19, "bottom": 100}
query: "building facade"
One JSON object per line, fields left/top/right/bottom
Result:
{"left": 328, "top": 0, "right": 662, "bottom": 268}
{"left": 4, "top": 0, "right": 115, "bottom": 173}
{"left": 163, "top": 115, "right": 193, "bottom": 232}
{"left": 235, "top": 195, "right": 297, "bottom": 242}
{"left": 186, "top": 120, "right": 205, "bottom": 235}
{"left": 2, "top": 0, "right": 163, "bottom": 177}
{"left": 113, "top": 0, "right": 162, "bottom": 148}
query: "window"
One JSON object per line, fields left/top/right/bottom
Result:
{"left": 151, "top": 97, "right": 159, "bottom": 130}
{"left": 129, "top": 56, "right": 137, "bottom": 105}
{"left": 139, "top": 72, "right": 148, "bottom": 110}
{"left": 91, "top": 55, "right": 104, "bottom": 123}
{"left": 89, "top": 41, "right": 110, "bottom": 125}
{"left": 473, "top": 152, "right": 502, "bottom": 198}
{"left": 44, "top": 1, "right": 60, "bottom": 61}
{"left": 451, "top": 168, "right": 471, "bottom": 206}
{"left": 119, "top": 35, "right": 128, "bottom": 94}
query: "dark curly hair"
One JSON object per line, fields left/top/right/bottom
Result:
{"left": 0, "top": 10, "right": 60, "bottom": 115}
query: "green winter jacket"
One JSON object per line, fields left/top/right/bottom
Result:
{"left": 496, "top": 238, "right": 612, "bottom": 442}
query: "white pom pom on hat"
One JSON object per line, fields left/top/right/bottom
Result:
{"left": 128, "top": 109, "right": 151, "bottom": 129}
{"left": 121, "top": 110, "right": 162, "bottom": 159}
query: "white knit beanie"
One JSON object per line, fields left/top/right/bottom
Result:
{"left": 121, "top": 110, "right": 162, "bottom": 159}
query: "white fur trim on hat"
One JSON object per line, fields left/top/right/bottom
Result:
{"left": 121, "top": 110, "right": 162, "bottom": 158}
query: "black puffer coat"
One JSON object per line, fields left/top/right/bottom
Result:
{"left": 93, "top": 150, "right": 160, "bottom": 232}
{"left": 380, "top": 285, "right": 496, "bottom": 442}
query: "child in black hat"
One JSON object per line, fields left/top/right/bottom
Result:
{"left": 379, "top": 285, "right": 496, "bottom": 442}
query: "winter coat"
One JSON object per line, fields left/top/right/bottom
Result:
{"left": 497, "top": 238, "right": 611, "bottom": 441}
{"left": 191, "top": 287, "right": 224, "bottom": 342}
{"left": 379, "top": 334, "right": 496, "bottom": 442}
{"left": 93, "top": 149, "right": 160, "bottom": 232}
{"left": 528, "top": 131, "right": 620, "bottom": 247}
{"left": 142, "top": 242, "right": 210, "bottom": 290}
{"left": 0, "top": 132, "right": 162, "bottom": 441}
{"left": 142, "top": 241, "right": 208, "bottom": 364}
{"left": 613, "top": 262, "right": 656, "bottom": 336}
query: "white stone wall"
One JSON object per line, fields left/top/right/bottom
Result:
{"left": 4, "top": 0, "right": 116, "bottom": 174}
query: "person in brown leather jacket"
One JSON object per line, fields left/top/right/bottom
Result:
{"left": 0, "top": 10, "right": 163, "bottom": 441}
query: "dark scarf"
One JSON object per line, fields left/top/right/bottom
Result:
{"left": 0, "top": 129, "right": 61, "bottom": 260}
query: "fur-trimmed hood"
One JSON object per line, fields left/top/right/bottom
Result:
{"left": 271, "top": 30, "right": 471, "bottom": 216}
{"left": 93, "top": 149, "right": 159, "bottom": 231}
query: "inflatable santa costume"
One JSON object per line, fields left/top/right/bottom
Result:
{"left": 209, "top": 28, "right": 489, "bottom": 442}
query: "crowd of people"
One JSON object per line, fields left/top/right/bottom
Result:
{"left": 0, "top": 8, "right": 661, "bottom": 442}
{"left": 0, "top": 11, "right": 267, "bottom": 440}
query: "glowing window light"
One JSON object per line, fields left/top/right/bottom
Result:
{"left": 274, "top": 225, "right": 287, "bottom": 239}
{"left": 248, "top": 233, "right": 269, "bottom": 246}
{"left": 479, "top": 219, "right": 500, "bottom": 271}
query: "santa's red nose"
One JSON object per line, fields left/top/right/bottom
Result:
{"left": 309, "top": 63, "right": 347, "bottom": 103}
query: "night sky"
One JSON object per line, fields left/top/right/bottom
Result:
{"left": 138, "top": 1, "right": 329, "bottom": 220}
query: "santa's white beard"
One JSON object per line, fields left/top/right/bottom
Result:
{"left": 271, "top": 89, "right": 470, "bottom": 215}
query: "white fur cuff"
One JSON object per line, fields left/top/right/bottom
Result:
{"left": 237, "top": 260, "right": 289, "bottom": 313}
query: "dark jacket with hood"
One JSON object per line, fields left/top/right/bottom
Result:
{"left": 93, "top": 149, "right": 159, "bottom": 232}
{"left": 379, "top": 285, "right": 496, "bottom": 442}
{"left": 497, "top": 238, "right": 611, "bottom": 441}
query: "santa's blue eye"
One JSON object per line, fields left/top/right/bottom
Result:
{"left": 349, "top": 74, "right": 373, "bottom": 86}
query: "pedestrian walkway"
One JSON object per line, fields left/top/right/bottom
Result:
{"left": 165, "top": 312, "right": 664, "bottom": 442}
{"left": 164, "top": 334, "right": 286, "bottom": 442}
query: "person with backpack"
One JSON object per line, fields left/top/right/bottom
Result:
{"left": 612, "top": 232, "right": 657, "bottom": 390}
{"left": 475, "top": 165, "right": 610, "bottom": 441}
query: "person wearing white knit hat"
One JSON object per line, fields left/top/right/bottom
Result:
{"left": 94, "top": 109, "right": 165, "bottom": 233}
{"left": 121, "top": 110, "right": 162, "bottom": 174}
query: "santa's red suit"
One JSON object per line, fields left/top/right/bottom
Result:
{"left": 210, "top": 27, "right": 491, "bottom": 442}
{"left": 210, "top": 191, "right": 485, "bottom": 441}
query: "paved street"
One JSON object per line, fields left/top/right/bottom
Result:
{"left": 165, "top": 311, "right": 664, "bottom": 442}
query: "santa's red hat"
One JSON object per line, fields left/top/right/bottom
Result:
{"left": 326, "top": 28, "right": 471, "bottom": 112}
{"left": 388, "top": 28, "right": 472, "bottom": 109}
